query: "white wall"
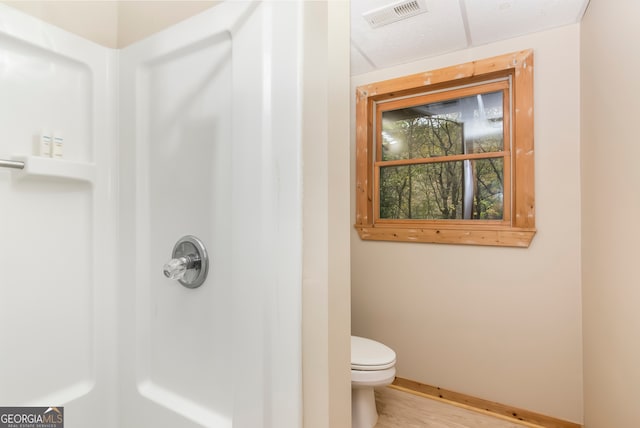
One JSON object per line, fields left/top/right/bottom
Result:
{"left": 581, "top": 1, "right": 640, "bottom": 427}
{"left": 0, "top": 4, "right": 117, "bottom": 425}
{"left": 0, "top": 2, "right": 353, "bottom": 426}
{"left": 351, "top": 24, "right": 583, "bottom": 423}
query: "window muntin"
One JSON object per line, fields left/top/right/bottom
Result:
{"left": 375, "top": 81, "right": 510, "bottom": 223}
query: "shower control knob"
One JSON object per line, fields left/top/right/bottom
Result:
{"left": 163, "top": 256, "right": 191, "bottom": 280}
{"left": 163, "top": 236, "right": 209, "bottom": 288}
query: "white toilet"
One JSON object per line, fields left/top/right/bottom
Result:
{"left": 351, "top": 336, "right": 397, "bottom": 428}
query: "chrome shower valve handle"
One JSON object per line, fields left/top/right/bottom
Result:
{"left": 163, "top": 256, "right": 195, "bottom": 280}
{"left": 163, "top": 236, "right": 209, "bottom": 288}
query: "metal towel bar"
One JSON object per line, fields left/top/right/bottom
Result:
{"left": 0, "top": 159, "right": 25, "bottom": 170}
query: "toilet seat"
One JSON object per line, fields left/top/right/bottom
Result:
{"left": 351, "top": 366, "right": 396, "bottom": 387}
{"left": 351, "top": 336, "right": 396, "bottom": 371}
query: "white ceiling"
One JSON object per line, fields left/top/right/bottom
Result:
{"left": 351, "top": 0, "right": 590, "bottom": 75}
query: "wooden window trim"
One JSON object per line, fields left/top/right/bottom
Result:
{"left": 355, "top": 50, "right": 536, "bottom": 247}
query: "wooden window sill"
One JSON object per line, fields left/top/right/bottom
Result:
{"left": 354, "top": 224, "right": 536, "bottom": 248}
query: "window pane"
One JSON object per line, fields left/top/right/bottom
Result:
{"left": 471, "top": 158, "right": 504, "bottom": 220}
{"left": 379, "top": 158, "right": 503, "bottom": 220}
{"left": 381, "top": 91, "right": 504, "bottom": 161}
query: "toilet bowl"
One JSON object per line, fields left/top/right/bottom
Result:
{"left": 351, "top": 336, "right": 396, "bottom": 428}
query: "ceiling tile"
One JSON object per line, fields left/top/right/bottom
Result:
{"left": 350, "top": 0, "right": 468, "bottom": 70}
{"left": 464, "top": 0, "right": 588, "bottom": 46}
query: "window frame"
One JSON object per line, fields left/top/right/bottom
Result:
{"left": 355, "top": 50, "right": 536, "bottom": 247}
{"left": 374, "top": 80, "right": 511, "bottom": 225}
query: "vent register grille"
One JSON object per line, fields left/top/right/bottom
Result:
{"left": 363, "top": 0, "right": 428, "bottom": 28}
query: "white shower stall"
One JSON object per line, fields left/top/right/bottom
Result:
{"left": 0, "top": 2, "right": 351, "bottom": 427}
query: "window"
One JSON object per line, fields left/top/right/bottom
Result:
{"left": 355, "top": 50, "right": 536, "bottom": 247}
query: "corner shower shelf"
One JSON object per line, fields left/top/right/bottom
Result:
{"left": 10, "top": 154, "right": 95, "bottom": 183}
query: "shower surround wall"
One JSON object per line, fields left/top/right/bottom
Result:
{"left": 0, "top": 5, "right": 117, "bottom": 425}
{"left": 0, "top": 3, "right": 307, "bottom": 427}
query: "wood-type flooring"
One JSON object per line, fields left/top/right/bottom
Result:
{"left": 374, "top": 386, "right": 543, "bottom": 428}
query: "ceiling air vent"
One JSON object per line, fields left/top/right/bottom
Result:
{"left": 363, "top": 0, "right": 428, "bottom": 29}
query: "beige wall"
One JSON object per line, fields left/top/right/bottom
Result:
{"left": 2, "top": 1, "right": 217, "bottom": 48}
{"left": 581, "top": 1, "right": 640, "bottom": 427}
{"left": 351, "top": 25, "right": 583, "bottom": 423}
{"left": 3, "top": 1, "right": 119, "bottom": 47}
{"left": 116, "top": 1, "right": 217, "bottom": 48}
{"left": 302, "top": 1, "right": 352, "bottom": 427}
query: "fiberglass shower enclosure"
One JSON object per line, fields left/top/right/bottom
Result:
{"left": 0, "top": 2, "right": 304, "bottom": 427}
